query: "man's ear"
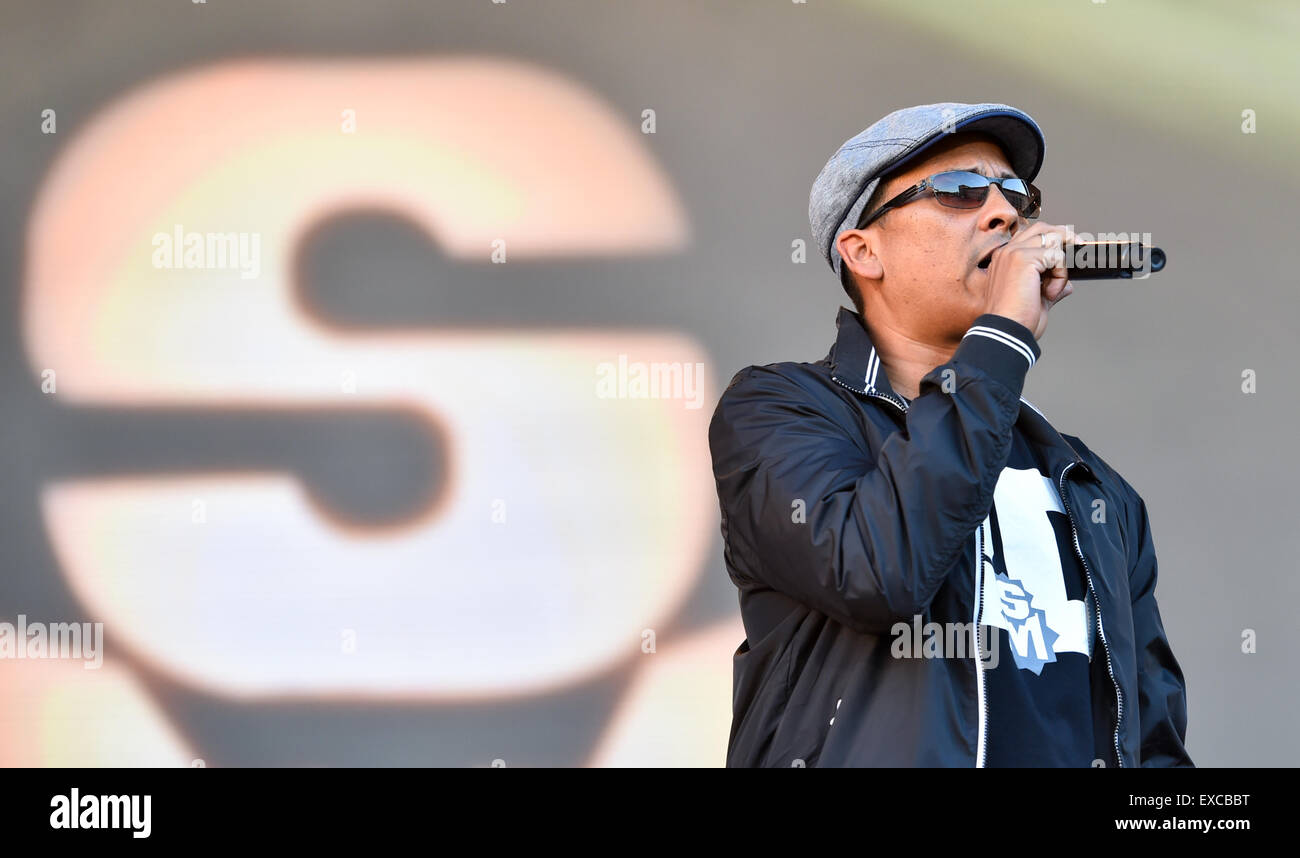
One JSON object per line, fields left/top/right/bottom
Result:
{"left": 837, "top": 228, "right": 884, "bottom": 283}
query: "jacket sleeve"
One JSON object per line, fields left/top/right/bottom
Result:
{"left": 708, "top": 313, "right": 1039, "bottom": 636}
{"left": 1124, "top": 491, "right": 1194, "bottom": 767}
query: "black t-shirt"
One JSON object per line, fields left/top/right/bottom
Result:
{"left": 976, "top": 427, "right": 1097, "bottom": 767}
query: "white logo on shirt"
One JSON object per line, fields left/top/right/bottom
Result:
{"left": 977, "top": 467, "right": 1092, "bottom": 673}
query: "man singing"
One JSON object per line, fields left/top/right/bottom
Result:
{"left": 708, "top": 102, "right": 1191, "bottom": 767}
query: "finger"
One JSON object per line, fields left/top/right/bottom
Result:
{"left": 1015, "top": 223, "right": 1069, "bottom": 259}
{"left": 1050, "top": 245, "right": 1068, "bottom": 273}
{"left": 1031, "top": 243, "right": 1067, "bottom": 271}
{"left": 1040, "top": 246, "right": 1069, "bottom": 294}
{"left": 1040, "top": 228, "right": 1072, "bottom": 251}
{"left": 1045, "top": 277, "right": 1073, "bottom": 304}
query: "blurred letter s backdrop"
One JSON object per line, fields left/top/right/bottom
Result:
{"left": 2, "top": 0, "right": 1296, "bottom": 766}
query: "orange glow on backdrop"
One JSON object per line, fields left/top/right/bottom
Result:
{"left": 22, "top": 59, "right": 717, "bottom": 714}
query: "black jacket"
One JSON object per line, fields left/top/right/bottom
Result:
{"left": 708, "top": 306, "right": 1192, "bottom": 767}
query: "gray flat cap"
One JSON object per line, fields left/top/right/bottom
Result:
{"left": 809, "top": 102, "right": 1046, "bottom": 280}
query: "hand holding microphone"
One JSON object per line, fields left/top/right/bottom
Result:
{"left": 982, "top": 222, "right": 1077, "bottom": 342}
{"left": 982, "top": 225, "right": 1167, "bottom": 341}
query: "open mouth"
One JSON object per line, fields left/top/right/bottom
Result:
{"left": 976, "top": 243, "right": 1005, "bottom": 271}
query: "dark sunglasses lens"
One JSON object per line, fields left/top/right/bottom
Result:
{"left": 930, "top": 172, "right": 988, "bottom": 209}
{"left": 999, "top": 179, "right": 1031, "bottom": 212}
{"left": 932, "top": 173, "right": 1040, "bottom": 217}
{"left": 1006, "top": 181, "right": 1041, "bottom": 218}
{"left": 1024, "top": 185, "right": 1042, "bottom": 217}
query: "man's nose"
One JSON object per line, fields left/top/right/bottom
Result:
{"left": 978, "top": 183, "right": 1021, "bottom": 233}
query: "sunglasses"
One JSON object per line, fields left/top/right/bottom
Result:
{"left": 856, "top": 170, "right": 1042, "bottom": 229}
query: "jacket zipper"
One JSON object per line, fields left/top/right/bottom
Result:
{"left": 974, "top": 522, "right": 989, "bottom": 767}
{"left": 835, "top": 371, "right": 1111, "bottom": 766}
{"left": 834, "top": 375, "right": 997, "bottom": 766}
{"left": 1057, "top": 462, "right": 1125, "bottom": 768}
{"left": 830, "top": 375, "right": 910, "bottom": 416}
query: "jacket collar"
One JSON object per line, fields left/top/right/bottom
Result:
{"left": 825, "top": 306, "right": 1097, "bottom": 483}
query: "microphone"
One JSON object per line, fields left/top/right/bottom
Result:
{"left": 1065, "top": 240, "right": 1166, "bottom": 280}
